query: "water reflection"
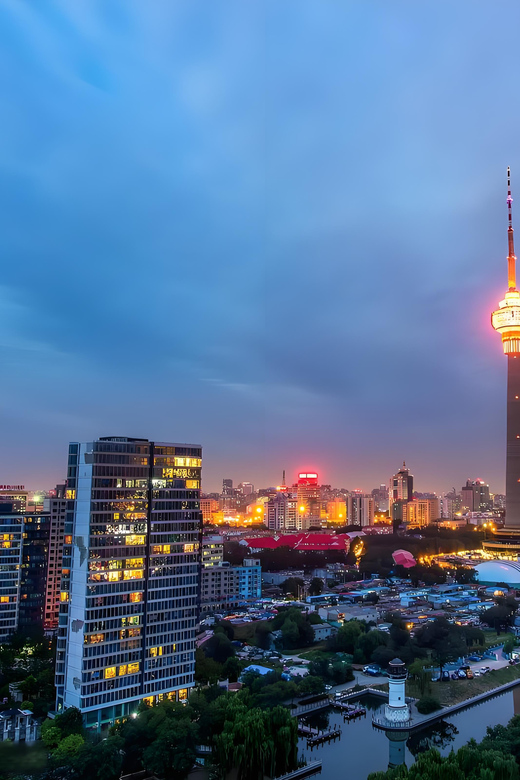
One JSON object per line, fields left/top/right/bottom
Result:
{"left": 406, "top": 721, "right": 458, "bottom": 758}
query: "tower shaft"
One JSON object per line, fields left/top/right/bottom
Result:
{"left": 506, "top": 355, "right": 520, "bottom": 527}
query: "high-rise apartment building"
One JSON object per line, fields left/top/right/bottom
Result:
{"left": 44, "top": 484, "right": 67, "bottom": 632}
{"left": 19, "top": 514, "right": 51, "bottom": 635}
{"left": 55, "top": 437, "right": 202, "bottom": 729}
{"left": 238, "top": 482, "right": 254, "bottom": 496}
{"left": 0, "top": 511, "right": 52, "bottom": 641}
{"left": 327, "top": 498, "right": 347, "bottom": 523}
{"left": 201, "top": 536, "right": 224, "bottom": 568}
{"left": 347, "top": 494, "right": 374, "bottom": 527}
{"left": 266, "top": 494, "right": 298, "bottom": 531}
{"left": 0, "top": 486, "right": 28, "bottom": 514}
{"left": 0, "top": 515, "right": 23, "bottom": 642}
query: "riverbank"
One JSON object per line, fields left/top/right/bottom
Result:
{"left": 430, "top": 664, "right": 520, "bottom": 707}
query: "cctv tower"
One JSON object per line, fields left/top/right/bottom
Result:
{"left": 485, "top": 168, "right": 520, "bottom": 553}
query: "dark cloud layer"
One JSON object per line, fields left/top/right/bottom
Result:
{"left": 0, "top": 1, "right": 516, "bottom": 492}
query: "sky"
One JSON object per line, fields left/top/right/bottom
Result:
{"left": 0, "top": 1, "right": 519, "bottom": 495}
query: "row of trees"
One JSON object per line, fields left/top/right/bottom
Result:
{"left": 41, "top": 682, "right": 300, "bottom": 780}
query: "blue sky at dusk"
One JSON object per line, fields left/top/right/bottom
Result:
{"left": 0, "top": 1, "right": 519, "bottom": 494}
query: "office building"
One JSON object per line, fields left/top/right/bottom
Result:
{"left": 461, "top": 479, "right": 492, "bottom": 513}
{"left": 389, "top": 463, "right": 414, "bottom": 526}
{"left": 200, "top": 498, "right": 219, "bottom": 523}
{"left": 296, "top": 472, "right": 320, "bottom": 518}
{"left": 404, "top": 498, "right": 440, "bottom": 527}
{"left": 55, "top": 437, "right": 202, "bottom": 729}
{"left": 238, "top": 482, "right": 254, "bottom": 496}
{"left": 220, "top": 479, "right": 236, "bottom": 512}
{"left": 201, "top": 559, "right": 261, "bottom": 612}
{"left": 327, "top": 498, "right": 347, "bottom": 523}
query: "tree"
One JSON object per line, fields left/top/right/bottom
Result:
{"left": 52, "top": 733, "right": 85, "bottom": 762}
{"left": 204, "top": 632, "right": 235, "bottom": 664}
{"left": 415, "top": 618, "right": 467, "bottom": 673}
{"left": 481, "top": 605, "right": 514, "bottom": 634}
{"left": 408, "top": 659, "right": 431, "bottom": 696}
{"left": 281, "top": 618, "right": 300, "bottom": 649}
{"left": 143, "top": 719, "right": 198, "bottom": 780}
{"left": 309, "top": 577, "right": 324, "bottom": 596}
{"left": 281, "top": 577, "right": 305, "bottom": 598}
{"left": 54, "top": 706, "right": 84, "bottom": 737}
{"left": 41, "top": 722, "right": 62, "bottom": 751}
{"left": 503, "top": 635, "right": 516, "bottom": 655}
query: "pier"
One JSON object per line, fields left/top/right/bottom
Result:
{"left": 273, "top": 760, "right": 322, "bottom": 780}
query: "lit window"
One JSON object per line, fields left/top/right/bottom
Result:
{"left": 129, "top": 592, "right": 143, "bottom": 603}
{"left": 125, "top": 558, "right": 144, "bottom": 569}
{"left": 184, "top": 544, "right": 195, "bottom": 553}
{"left": 113, "top": 513, "right": 120, "bottom": 520}
{"left": 150, "top": 646, "right": 163, "bottom": 657}
{"left": 108, "top": 571, "right": 122, "bottom": 582}
{"left": 104, "top": 667, "right": 116, "bottom": 679}
{"left": 64, "top": 536, "right": 72, "bottom": 544}
{"left": 66, "top": 489, "right": 76, "bottom": 500}
{"left": 125, "top": 535, "right": 145, "bottom": 546}
{"left": 186, "top": 480, "right": 199, "bottom": 489}
{"left": 178, "top": 688, "right": 188, "bottom": 701}
{"left": 127, "top": 662, "right": 139, "bottom": 674}
{"left": 118, "top": 664, "right": 127, "bottom": 676}
{"left": 60, "top": 592, "right": 69, "bottom": 602}
{"left": 0, "top": 597, "right": 8, "bottom": 603}
{"left": 87, "top": 634, "right": 104, "bottom": 644}
{"left": 124, "top": 570, "right": 143, "bottom": 580}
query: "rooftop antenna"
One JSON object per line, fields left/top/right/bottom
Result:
{"left": 508, "top": 166, "right": 517, "bottom": 290}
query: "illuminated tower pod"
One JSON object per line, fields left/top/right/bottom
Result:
{"left": 486, "top": 168, "right": 520, "bottom": 553}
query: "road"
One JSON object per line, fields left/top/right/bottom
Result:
{"left": 281, "top": 644, "right": 511, "bottom": 694}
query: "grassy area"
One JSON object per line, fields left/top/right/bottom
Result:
{"left": 0, "top": 741, "right": 48, "bottom": 777}
{"left": 232, "top": 620, "right": 270, "bottom": 643}
{"left": 297, "top": 647, "right": 333, "bottom": 661}
{"left": 426, "top": 664, "right": 520, "bottom": 708}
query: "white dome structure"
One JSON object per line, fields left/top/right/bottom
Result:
{"left": 475, "top": 560, "right": 520, "bottom": 586}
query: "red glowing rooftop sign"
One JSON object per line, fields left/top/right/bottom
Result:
{"left": 298, "top": 472, "right": 318, "bottom": 483}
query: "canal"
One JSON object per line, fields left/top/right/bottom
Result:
{"left": 298, "top": 688, "right": 520, "bottom": 780}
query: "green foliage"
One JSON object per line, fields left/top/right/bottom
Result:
{"left": 308, "top": 577, "right": 324, "bottom": 596}
{"left": 54, "top": 706, "right": 84, "bottom": 737}
{"left": 214, "top": 698, "right": 298, "bottom": 780}
{"left": 142, "top": 718, "right": 198, "bottom": 780}
{"left": 19, "top": 700, "right": 33, "bottom": 711}
{"left": 271, "top": 607, "right": 315, "bottom": 649}
{"left": 53, "top": 733, "right": 85, "bottom": 761}
{"left": 415, "top": 617, "right": 467, "bottom": 671}
{"left": 204, "top": 631, "right": 235, "bottom": 664}
{"left": 307, "top": 651, "right": 354, "bottom": 684}
{"left": 281, "top": 577, "right": 305, "bottom": 597}
{"left": 416, "top": 695, "right": 441, "bottom": 714}
{"left": 41, "top": 721, "right": 61, "bottom": 750}
{"left": 368, "top": 716, "right": 520, "bottom": 780}
{"left": 503, "top": 636, "right": 516, "bottom": 655}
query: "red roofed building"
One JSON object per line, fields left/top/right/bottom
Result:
{"left": 242, "top": 533, "right": 353, "bottom": 553}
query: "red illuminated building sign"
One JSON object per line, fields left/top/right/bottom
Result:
{"left": 298, "top": 473, "right": 318, "bottom": 485}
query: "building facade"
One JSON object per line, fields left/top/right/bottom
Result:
{"left": 404, "top": 498, "right": 440, "bottom": 527}
{"left": 0, "top": 516, "right": 23, "bottom": 642}
{"left": 55, "top": 437, "right": 202, "bottom": 729}
{"left": 201, "top": 558, "right": 261, "bottom": 612}
{"left": 44, "top": 485, "right": 68, "bottom": 632}
{"left": 389, "top": 463, "right": 414, "bottom": 526}
{"left": 19, "top": 514, "right": 51, "bottom": 635}
{"left": 266, "top": 494, "right": 298, "bottom": 531}
{"left": 347, "top": 494, "right": 374, "bottom": 527}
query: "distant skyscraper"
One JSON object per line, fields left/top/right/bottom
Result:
{"left": 238, "top": 482, "right": 254, "bottom": 496}
{"left": 220, "top": 479, "right": 236, "bottom": 511}
{"left": 389, "top": 463, "right": 414, "bottom": 527}
{"left": 461, "top": 479, "right": 492, "bottom": 513}
{"left": 55, "top": 437, "right": 202, "bottom": 729}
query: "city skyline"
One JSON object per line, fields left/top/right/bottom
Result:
{"left": 1, "top": 3, "right": 520, "bottom": 494}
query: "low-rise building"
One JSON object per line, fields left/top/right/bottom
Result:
{"left": 201, "top": 559, "right": 261, "bottom": 612}
{"left": 0, "top": 709, "right": 39, "bottom": 743}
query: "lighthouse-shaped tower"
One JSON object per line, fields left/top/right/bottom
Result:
{"left": 384, "top": 658, "right": 410, "bottom": 724}
{"left": 486, "top": 168, "right": 520, "bottom": 553}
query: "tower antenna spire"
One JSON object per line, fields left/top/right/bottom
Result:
{"left": 508, "top": 166, "right": 516, "bottom": 290}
